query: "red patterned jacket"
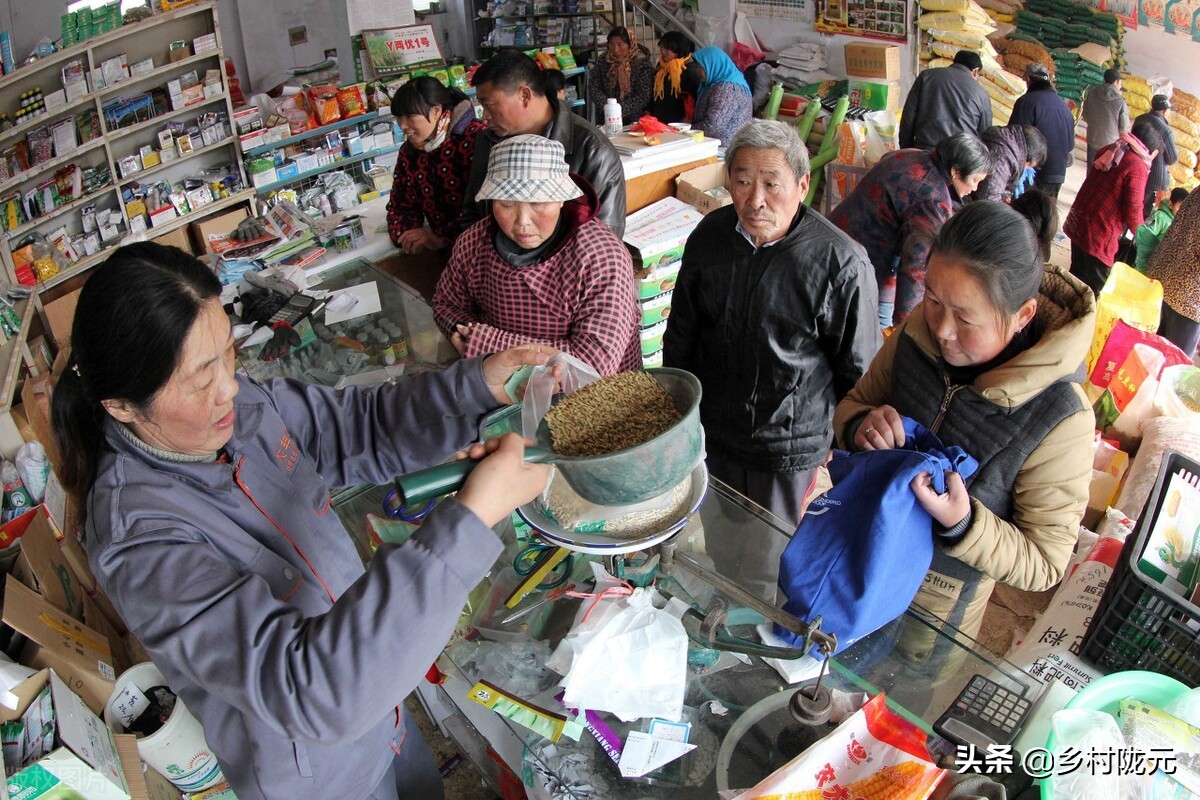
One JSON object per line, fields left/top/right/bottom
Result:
{"left": 386, "top": 101, "right": 485, "bottom": 246}
{"left": 432, "top": 178, "right": 641, "bottom": 375}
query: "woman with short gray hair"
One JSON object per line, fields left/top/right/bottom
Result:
{"left": 829, "top": 132, "right": 993, "bottom": 328}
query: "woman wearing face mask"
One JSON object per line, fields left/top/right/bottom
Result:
{"left": 587, "top": 26, "right": 653, "bottom": 125}
{"left": 833, "top": 201, "right": 1095, "bottom": 647}
{"left": 386, "top": 77, "right": 485, "bottom": 254}
{"left": 829, "top": 132, "right": 993, "bottom": 328}
{"left": 432, "top": 135, "right": 640, "bottom": 376}
{"left": 51, "top": 242, "right": 553, "bottom": 800}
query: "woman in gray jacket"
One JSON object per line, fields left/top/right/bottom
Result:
{"left": 51, "top": 243, "right": 551, "bottom": 800}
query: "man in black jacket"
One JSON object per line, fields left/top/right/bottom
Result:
{"left": 1009, "top": 63, "right": 1076, "bottom": 203}
{"left": 1132, "top": 95, "right": 1178, "bottom": 219}
{"left": 664, "top": 120, "right": 881, "bottom": 533}
{"left": 461, "top": 52, "right": 627, "bottom": 237}
{"left": 898, "top": 50, "right": 992, "bottom": 150}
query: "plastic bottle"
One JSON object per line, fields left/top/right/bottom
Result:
{"left": 1, "top": 460, "right": 32, "bottom": 521}
{"left": 16, "top": 441, "right": 48, "bottom": 505}
{"left": 603, "top": 97, "right": 622, "bottom": 137}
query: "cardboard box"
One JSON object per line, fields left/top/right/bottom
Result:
{"left": 623, "top": 197, "right": 703, "bottom": 272}
{"left": 149, "top": 225, "right": 195, "bottom": 255}
{"left": 640, "top": 320, "right": 667, "bottom": 356}
{"left": 190, "top": 207, "right": 249, "bottom": 254}
{"left": 675, "top": 162, "right": 732, "bottom": 215}
{"left": 3, "top": 575, "right": 116, "bottom": 713}
{"left": 4, "top": 671, "right": 131, "bottom": 800}
{"left": 637, "top": 260, "right": 681, "bottom": 300}
{"left": 848, "top": 79, "right": 900, "bottom": 111}
{"left": 844, "top": 43, "right": 901, "bottom": 81}
{"left": 639, "top": 291, "right": 673, "bottom": 326}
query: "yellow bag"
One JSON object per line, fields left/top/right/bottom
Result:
{"left": 1178, "top": 147, "right": 1197, "bottom": 171}
{"left": 1087, "top": 262, "right": 1164, "bottom": 375}
{"left": 919, "top": 0, "right": 969, "bottom": 11}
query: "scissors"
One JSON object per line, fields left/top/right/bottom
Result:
{"left": 512, "top": 542, "right": 574, "bottom": 591}
{"left": 500, "top": 582, "right": 577, "bottom": 625}
{"left": 382, "top": 491, "right": 434, "bottom": 522}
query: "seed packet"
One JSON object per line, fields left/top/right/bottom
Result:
{"left": 337, "top": 85, "right": 366, "bottom": 118}
{"left": 555, "top": 45, "right": 577, "bottom": 69}
{"left": 307, "top": 85, "right": 341, "bottom": 125}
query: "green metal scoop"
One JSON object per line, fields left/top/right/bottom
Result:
{"left": 392, "top": 368, "right": 703, "bottom": 509}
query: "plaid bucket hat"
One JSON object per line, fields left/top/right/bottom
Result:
{"left": 476, "top": 134, "right": 584, "bottom": 203}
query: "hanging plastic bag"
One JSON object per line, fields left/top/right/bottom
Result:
{"left": 520, "top": 352, "right": 600, "bottom": 440}
{"left": 549, "top": 564, "right": 689, "bottom": 721}
{"left": 777, "top": 417, "right": 978, "bottom": 655}
{"left": 862, "top": 109, "right": 898, "bottom": 166}
{"left": 1086, "top": 262, "right": 1165, "bottom": 374}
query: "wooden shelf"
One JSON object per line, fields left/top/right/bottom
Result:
{"left": 104, "top": 92, "right": 230, "bottom": 142}
{"left": 0, "top": 138, "right": 107, "bottom": 195}
{"left": 0, "top": 91, "right": 102, "bottom": 149}
{"left": 5, "top": 184, "right": 118, "bottom": 241}
{"left": 0, "top": 295, "right": 36, "bottom": 414}
{"left": 252, "top": 146, "right": 402, "bottom": 195}
{"left": 132, "top": 187, "right": 254, "bottom": 241}
{"left": 96, "top": 50, "right": 222, "bottom": 101}
{"left": 37, "top": 242, "right": 123, "bottom": 292}
{"left": 117, "top": 137, "right": 237, "bottom": 187}
{"left": 243, "top": 112, "right": 382, "bottom": 157}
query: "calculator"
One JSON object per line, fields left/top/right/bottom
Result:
{"left": 268, "top": 293, "right": 323, "bottom": 327}
{"left": 933, "top": 674, "right": 1039, "bottom": 750}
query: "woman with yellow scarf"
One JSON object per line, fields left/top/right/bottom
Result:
{"left": 587, "top": 26, "right": 653, "bottom": 125}
{"left": 647, "top": 31, "right": 703, "bottom": 124}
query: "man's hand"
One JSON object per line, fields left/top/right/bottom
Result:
{"left": 398, "top": 228, "right": 446, "bottom": 254}
{"left": 455, "top": 434, "right": 551, "bottom": 526}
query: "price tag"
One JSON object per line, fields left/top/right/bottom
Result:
{"left": 108, "top": 683, "right": 150, "bottom": 730}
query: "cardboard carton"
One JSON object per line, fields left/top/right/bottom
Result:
{"left": 4, "top": 671, "right": 130, "bottom": 800}
{"left": 190, "top": 207, "right": 249, "bottom": 254}
{"left": 675, "top": 162, "right": 733, "bottom": 215}
{"left": 43, "top": 288, "right": 81, "bottom": 350}
{"left": 3, "top": 574, "right": 116, "bottom": 714}
{"left": 148, "top": 226, "right": 194, "bottom": 255}
{"left": 848, "top": 79, "right": 901, "bottom": 111}
{"left": 622, "top": 198, "right": 703, "bottom": 273}
{"left": 19, "top": 375, "right": 60, "bottom": 473}
{"left": 844, "top": 43, "right": 901, "bottom": 81}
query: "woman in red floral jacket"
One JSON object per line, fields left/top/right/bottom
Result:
{"left": 386, "top": 78, "right": 485, "bottom": 254}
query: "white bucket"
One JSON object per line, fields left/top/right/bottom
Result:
{"left": 103, "top": 662, "right": 224, "bottom": 793}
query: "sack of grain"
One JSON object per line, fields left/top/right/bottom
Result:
{"left": 918, "top": 10, "right": 971, "bottom": 28}
{"left": 920, "top": 0, "right": 970, "bottom": 11}
{"left": 984, "top": 62, "right": 1027, "bottom": 94}
{"left": 927, "top": 57, "right": 954, "bottom": 69}
{"left": 1122, "top": 72, "right": 1152, "bottom": 100}
{"left": 1178, "top": 147, "right": 1197, "bottom": 171}
{"left": 928, "top": 26, "right": 996, "bottom": 52}
{"left": 929, "top": 39, "right": 961, "bottom": 59}
{"left": 981, "top": 76, "right": 1017, "bottom": 108}
{"left": 1177, "top": 129, "right": 1200, "bottom": 153}
{"left": 1071, "top": 41, "right": 1111, "bottom": 65}
{"left": 1167, "top": 109, "right": 1198, "bottom": 138}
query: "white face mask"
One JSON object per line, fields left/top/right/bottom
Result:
{"left": 421, "top": 112, "right": 452, "bottom": 152}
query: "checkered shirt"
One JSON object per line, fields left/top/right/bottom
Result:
{"left": 433, "top": 216, "right": 641, "bottom": 375}
{"left": 1063, "top": 146, "right": 1148, "bottom": 264}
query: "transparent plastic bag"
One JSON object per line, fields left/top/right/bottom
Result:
{"left": 521, "top": 353, "right": 600, "bottom": 440}
{"left": 1050, "top": 709, "right": 1148, "bottom": 800}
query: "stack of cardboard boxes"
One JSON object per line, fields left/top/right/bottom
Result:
{"left": 622, "top": 197, "right": 705, "bottom": 369}
{"left": 844, "top": 43, "right": 902, "bottom": 110}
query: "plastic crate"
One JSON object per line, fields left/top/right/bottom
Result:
{"left": 1079, "top": 450, "right": 1200, "bottom": 687}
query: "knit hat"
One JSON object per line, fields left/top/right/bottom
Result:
{"left": 953, "top": 50, "right": 982, "bottom": 71}
{"left": 1103, "top": 67, "right": 1122, "bottom": 84}
{"left": 476, "top": 134, "right": 584, "bottom": 203}
{"left": 1025, "top": 62, "right": 1050, "bottom": 81}
{"left": 1152, "top": 94, "right": 1172, "bottom": 111}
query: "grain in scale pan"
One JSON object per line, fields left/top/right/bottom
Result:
{"left": 545, "top": 371, "right": 681, "bottom": 457}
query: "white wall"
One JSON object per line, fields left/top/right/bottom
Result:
{"left": 1121, "top": 25, "right": 1200, "bottom": 94}
{"left": 0, "top": 0, "right": 65, "bottom": 64}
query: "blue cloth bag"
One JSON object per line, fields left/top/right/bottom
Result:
{"left": 776, "top": 417, "right": 978, "bottom": 655}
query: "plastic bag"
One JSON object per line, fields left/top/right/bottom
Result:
{"left": 734, "top": 694, "right": 945, "bottom": 799}
{"left": 1087, "top": 263, "right": 1165, "bottom": 374}
{"left": 1050, "top": 709, "right": 1148, "bottom": 800}
{"left": 520, "top": 353, "right": 600, "bottom": 441}
{"left": 863, "top": 110, "right": 898, "bottom": 166}
{"left": 550, "top": 568, "right": 688, "bottom": 721}
{"left": 1155, "top": 365, "right": 1200, "bottom": 418}
{"left": 1166, "top": 688, "right": 1200, "bottom": 729}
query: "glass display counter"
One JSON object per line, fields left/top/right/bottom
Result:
{"left": 335, "top": 474, "right": 1042, "bottom": 799}
{"left": 236, "top": 257, "right": 456, "bottom": 386}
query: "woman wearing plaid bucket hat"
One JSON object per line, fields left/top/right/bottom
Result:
{"left": 433, "top": 134, "right": 641, "bottom": 375}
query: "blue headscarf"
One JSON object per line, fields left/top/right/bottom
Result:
{"left": 691, "top": 46, "right": 751, "bottom": 104}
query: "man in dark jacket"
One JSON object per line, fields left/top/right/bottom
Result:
{"left": 1132, "top": 95, "right": 1178, "bottom": 218}
{"left": 1009, "top": 63, "right": 1076, "bottom": 202}
{"left": 898, "top": 50, "right": 992, "bottom": 150}
{"left": 664, "top": 120, "right": 880, "bottom": 530}
{"left": 461, "top": 51, "right": 627, "bottom": 237}
{"left": 973, "top": 124, "right": 1047, "bottom": 203}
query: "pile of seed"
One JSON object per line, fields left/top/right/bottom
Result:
{"left": 545, "top": 371, "right": 681, "bottom": 457}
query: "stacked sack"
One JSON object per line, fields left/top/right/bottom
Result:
{"left": 917, "top": 0, "right": 1029, "bottom": 124}
{"left": 1051, "top": 48, "right": 1107, "bottom": 104}
{"left": 1167, "top": 87, "right": 1200, "bottom": 189}
{"left": 993, "top": 35, "right": 1055, "bottom": 83}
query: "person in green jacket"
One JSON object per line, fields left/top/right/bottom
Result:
{"left": 1135, "top": 187, "right": 1189, "bottom": 270}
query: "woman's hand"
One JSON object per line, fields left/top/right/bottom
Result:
{"left": 398, "top": 228, "right": 446, "bottom": 254}
{"left": 456, "top": 434, "right": 550, "bottom": 527}
{"left": 481, "top": 344, "right": 557, "bottom": 405}
{"left": 911, "top": 471, "right": 971, "bottom": 529}
{"left": 854, "top": 405, "right": 906, "bottom": 451}
{"left": 450, "top": 323, "right": 471, "bottom": 357}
